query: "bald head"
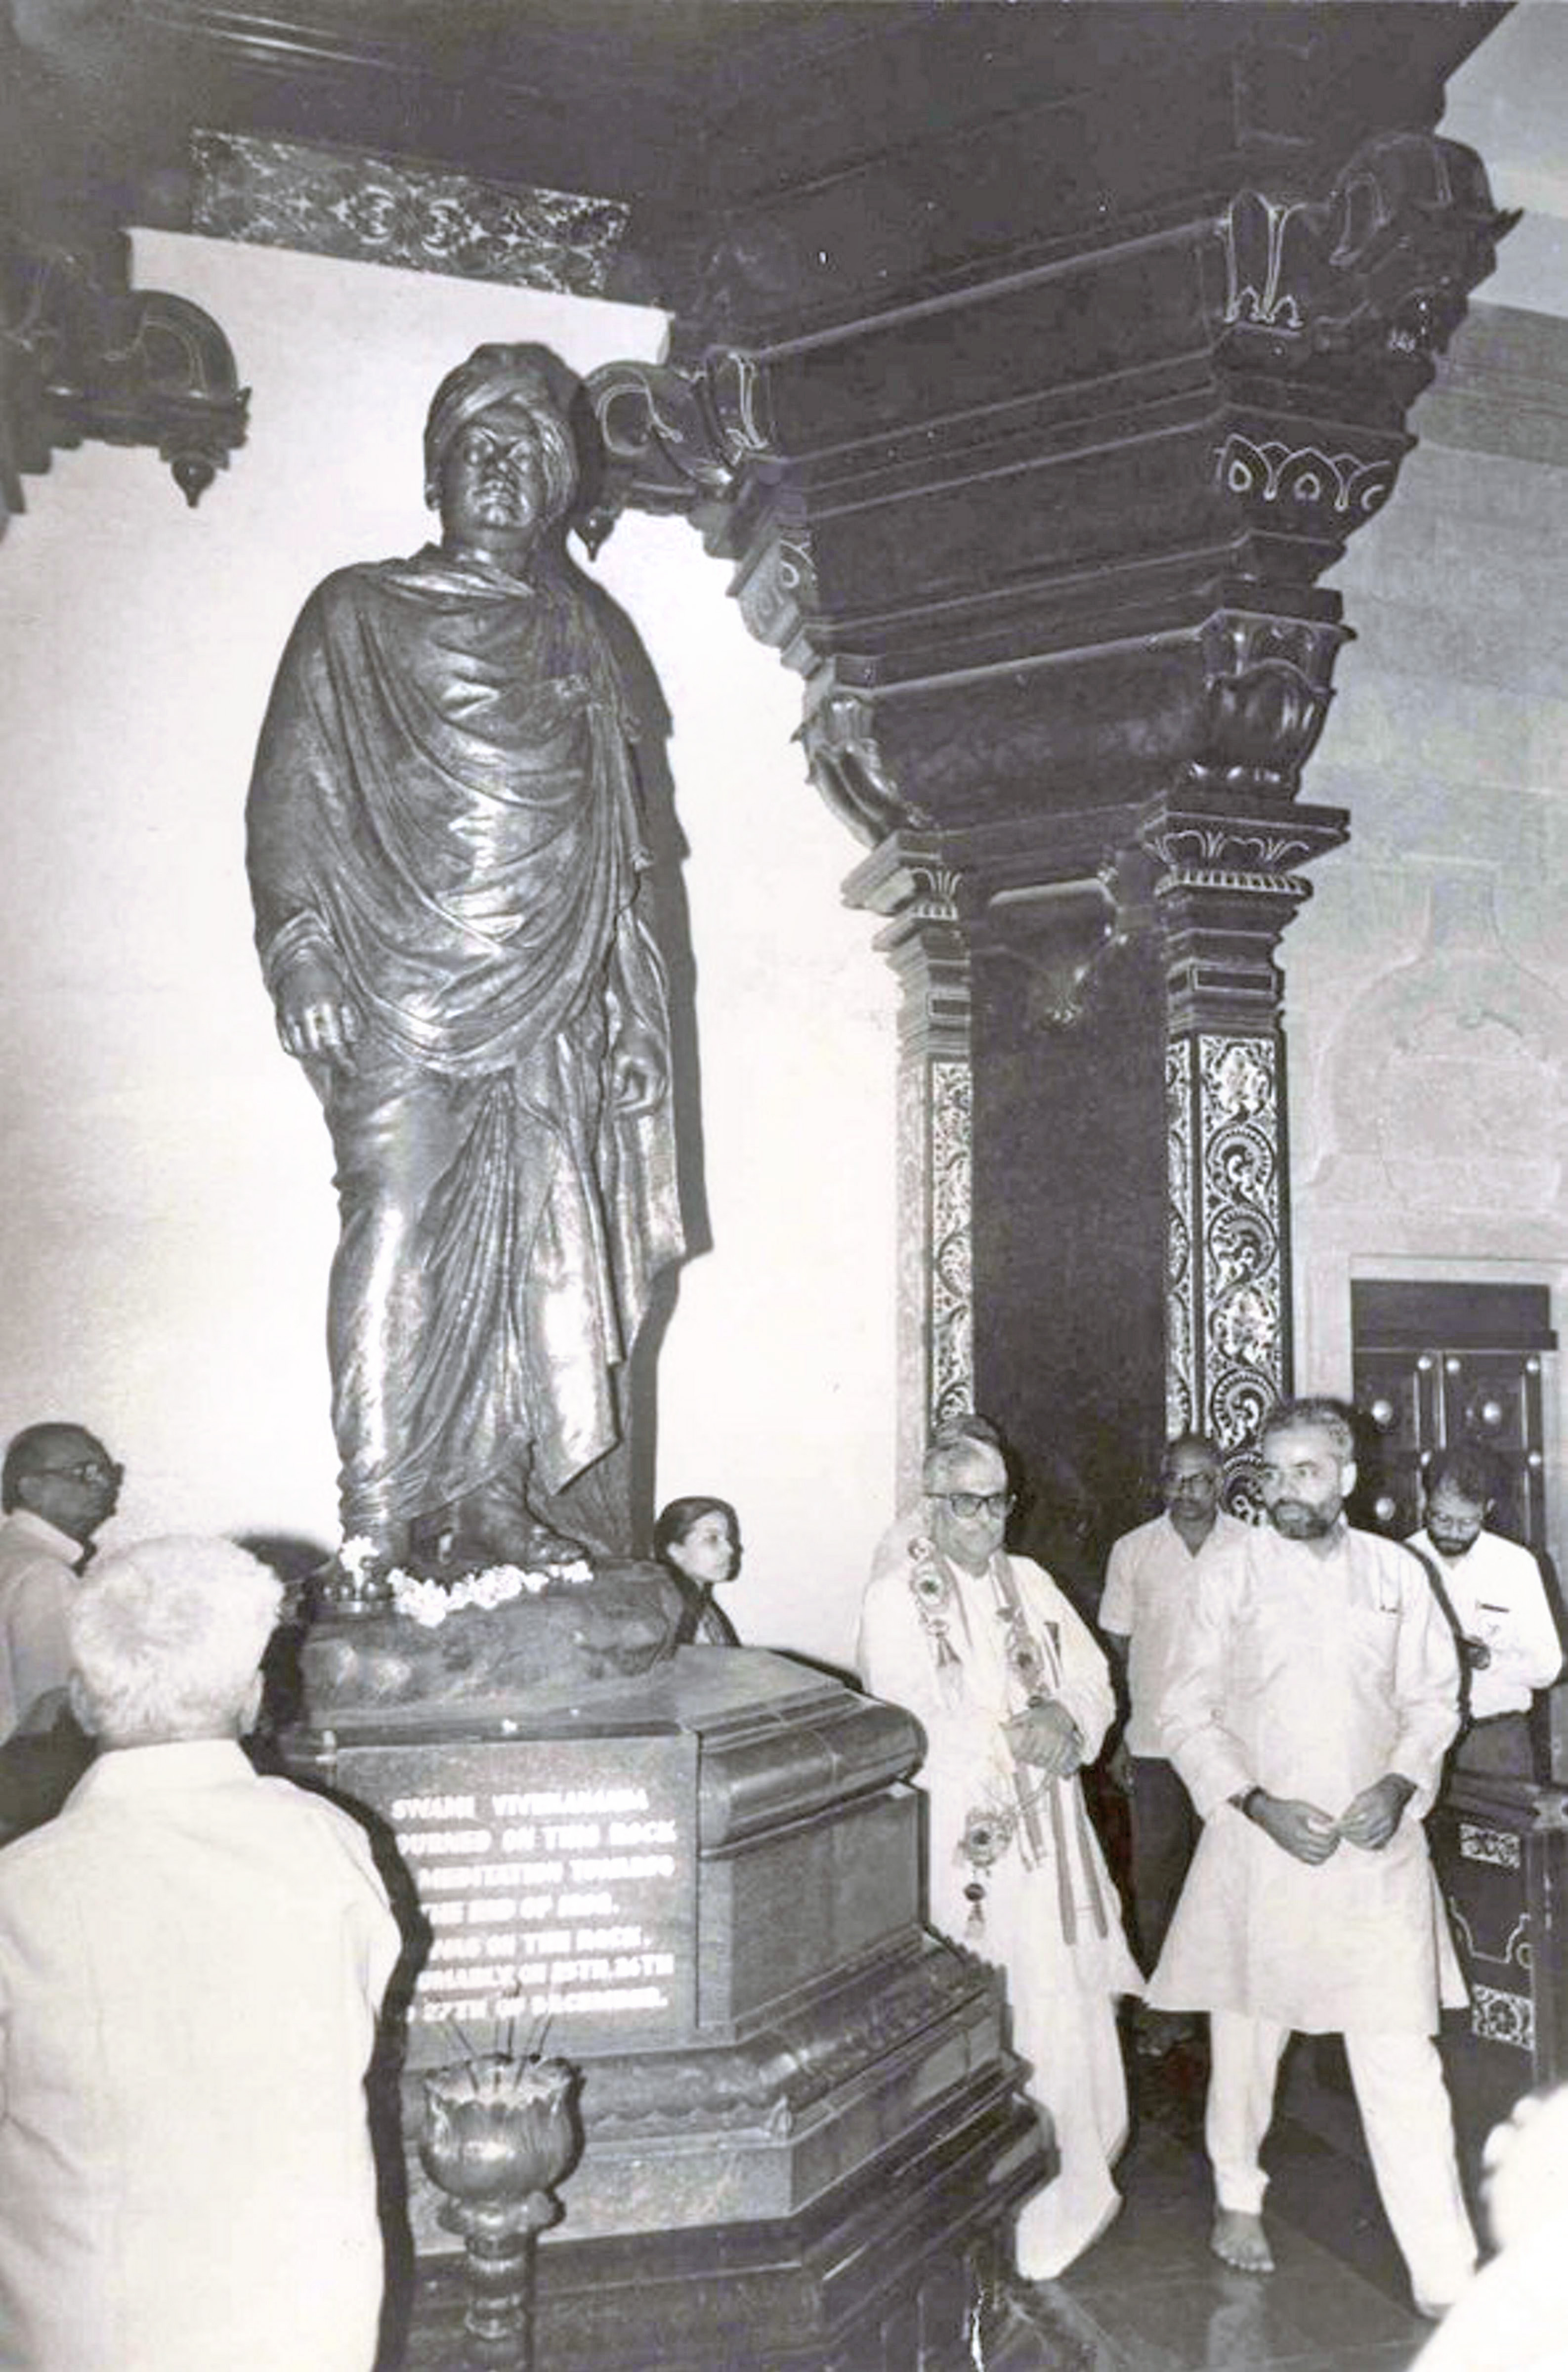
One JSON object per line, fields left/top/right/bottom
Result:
{"left": 3, "top": 1422, "right": 122, "bottom": 1547}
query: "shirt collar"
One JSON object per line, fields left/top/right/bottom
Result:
{"left": 68, "top": 1738, "right": 252, "bottom": 1804}
{"left": 2, "top": 1506, "right": 84, "bottom": 1561}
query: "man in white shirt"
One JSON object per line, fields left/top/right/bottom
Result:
{"left": 0, "top": 1534, "right": 401, "bottom": 2371}
{"left": 1408, "top": 1444, "right": 1562, "bottom": 1780}
{"left": 1100, "top": 1432, "right": 1249, "bottom": 2050}
{"left": 0, "top": 1421, "right": 123, "bottom": 1742}
{"left": 1147, "top": 1397, "right": 1476, "bottom": 2321}
{"left": 859, "top": 1423, "right": 1140, "bottom": 2281}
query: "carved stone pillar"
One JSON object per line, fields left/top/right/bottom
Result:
{"left": 842, "top": 836, "right": 975, "bottom": 1500}
{"left": 570, "top": 57, "right": 1514, "bottom": 1538}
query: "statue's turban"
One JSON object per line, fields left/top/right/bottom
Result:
{"left": 423, "top": 342, "right": 583, "bottom": 519}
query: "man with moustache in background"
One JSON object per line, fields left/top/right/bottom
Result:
{"left": 1101, "top": 1431, "right": 1248, "bottom": 2054}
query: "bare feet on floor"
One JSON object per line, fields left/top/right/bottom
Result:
{"left": 1211, "top": 2208, "right": 1274, "bottom": 2273}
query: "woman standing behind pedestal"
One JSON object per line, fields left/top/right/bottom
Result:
{"left": 654, "top": 1497, "right": 742, "bottom": 1647}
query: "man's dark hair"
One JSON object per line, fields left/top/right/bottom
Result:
{"left": 2, "top": 1424, "right": 72, "bottom": 1513}
{"left": 1423, "top": 1442, "right": 1498, "bottom": 1507}
{"left": 1258, "top": 1396, "right": 1356, "bottom": 1461}
{"left": 1161, "top": 1430, "right": 1222, "bottom": 1479}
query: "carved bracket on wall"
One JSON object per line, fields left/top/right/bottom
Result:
{"left": 801, "top": 683, "right": 929, "bottom": 847}
{"left": 1183, "top": 611, "right": 1353, "bottom": 803}
{"left": 976, "top": 847, "right": 1161, "bottom": 1034}
{"left": 0, "top": 226, "right": 248, "bottom": 535}
{"left": 1217, "top": 131, "right": 1519, "bottom": 381}
{"left": 579, "top": 351, "right": 773, "bottom": 555}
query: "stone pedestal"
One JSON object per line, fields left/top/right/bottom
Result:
{"left": 285, "top": 1643, "right": 1046, "bottom": 2371}
{"left": 1429, "top": 1772, "right": 1568, "bottom": 2201}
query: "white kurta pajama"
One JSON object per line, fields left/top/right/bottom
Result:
{"left": 1147, "top": 1520, "right": 1477, "bottom": 2306}
{"left": 858, "top": 1539, "right": 1140, "bottom": 2279}
{"left": 0, "top": 1739, "right": 400, "bottom": 2371}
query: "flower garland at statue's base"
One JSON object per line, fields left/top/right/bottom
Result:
{"left": 321, "top": 1534, "right": 595, "bottom": 1625}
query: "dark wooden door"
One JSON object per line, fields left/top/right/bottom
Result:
{"left": 1350, "top": 1281, "right": 1554, "bottom": 1552}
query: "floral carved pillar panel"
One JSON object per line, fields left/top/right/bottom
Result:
{"left": 844, "top": 838, "right": 974, "bottom": 1498}
{"left": 1152, "top": 805, "right": 1349, "bottom": 1486}
{"left": 1165, "top": 1032, "right": 1285, "bottom": 1453}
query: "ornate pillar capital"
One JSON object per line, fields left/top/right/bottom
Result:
{"left": 580, "top": 123, "right": 1514, "bottom": 846}
{"left": 1140, "top": 795, "right": 1350, "bottom": 1033}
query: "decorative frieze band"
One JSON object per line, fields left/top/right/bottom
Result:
{"left": 190, "top": 132, "right": 629, "bottom": 295}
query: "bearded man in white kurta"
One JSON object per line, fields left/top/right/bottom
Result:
{"left": 1147, "top": 1398, "right": 1476, "bottom": 2319}
{"left": 858, "top": 1425, "right": 1140, "bottom": 2281}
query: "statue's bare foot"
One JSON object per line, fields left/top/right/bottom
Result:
{"left": 437, "top": 1510, "right": 589, "bottom": 1577}
{"left": 1211, "top": 2210, "right": 1273, "bottom": 2273}
{"left": 315, "top": 1534, "right": 406, "bottom": 1610}
{"left": 509, "top": 1518, "right": 590, "bottom": 1572}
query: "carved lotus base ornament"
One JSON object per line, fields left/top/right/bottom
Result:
{"left": 420, "top": 2051, "right": 580, "bottom": 2369}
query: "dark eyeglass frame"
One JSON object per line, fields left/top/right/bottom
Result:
{"left": 26, "top": 1458, "right": 123, "bottom": 1486}
{"left": 937, "top": 1489, "right": 1015, "bottom": 1521}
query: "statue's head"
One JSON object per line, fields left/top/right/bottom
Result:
{"left": 424, "top": 343, "right": 582, "bottom": 544}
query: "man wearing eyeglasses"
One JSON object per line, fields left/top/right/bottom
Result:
{"left": 0, "top": 1424, "right": 124, "bottom": 1744}
{"left": 858, "top": 1419, "right": 1140, "bottom": 2283}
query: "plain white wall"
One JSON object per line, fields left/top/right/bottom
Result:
{"left": 1285, "top": 308, "right": 1568, "bottom": 1573}
{"left": 0, "top": 232, "right": 897, "bottom": 1670}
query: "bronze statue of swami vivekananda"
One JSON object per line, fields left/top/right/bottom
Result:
{"left": 245, "top": 343, "right": 684, "bottom": 1580}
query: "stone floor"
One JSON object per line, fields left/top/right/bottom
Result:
{"left": 980, "top": 2031, "right": 1439, "bottom": 2372}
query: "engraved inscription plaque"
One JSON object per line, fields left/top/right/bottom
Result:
{"left": 335, "top": 1730, "right": 698, "bottom": 2061}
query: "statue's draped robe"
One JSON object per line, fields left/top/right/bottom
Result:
{"left": 246, "top": 547, "right": 683, "bottom": 1535}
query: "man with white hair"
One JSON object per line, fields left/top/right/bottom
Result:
{"left": 858, "top": 1421, "right": 1140, "bottom": 2280}
{"left": 1147, "top": 1397, "right": 1476, "bottom": 2321}
{"left": 0, "top": 1535, "right": 400, "bottom": 2371}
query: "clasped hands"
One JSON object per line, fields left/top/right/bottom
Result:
{"left": 1003, "top": 1696, "right": 1083, "bottom": 1778}
{"left": 1245, "top": 1773, "right": 1416, "bottom": 1864}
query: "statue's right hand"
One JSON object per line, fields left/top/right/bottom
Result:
{"left": 274, "top": 949, "right": 361, "bottom": 1067}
